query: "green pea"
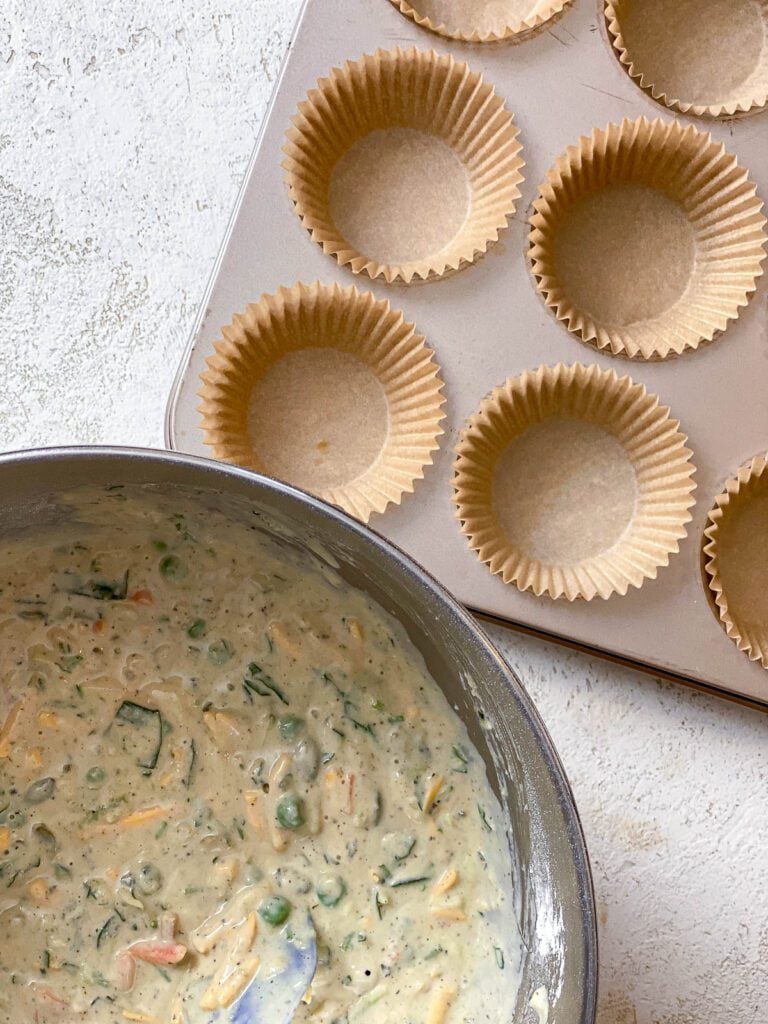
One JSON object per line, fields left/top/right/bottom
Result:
{"left": 207, "top": 639, "right": 234, "bottom": 664}
{"left": 159, "top": 555, "right": 187, "bottom": 581}
{"left": 25, "top": 778, "right": 55, "bottom": 804}
{"left": 136, "top": 863, "right": 163, "bottom": 895}
{"left": 276, "top": 794, "right": 304, "bottom": 830}
{"left": 86, "top": 766, "right": 106, "bottom": 787}
{"left": 243, "top": 860, "right": 263, "bottom": 886}
{"left": 187, "top": 618, "right": 207, "bottom": 639}
{"left": 278, "top": 715, "right": 304, "bottom": 740}
{"left": 316, "top": 876, "right": 346, "bottom": 908}
{"left": 259, "top": 895, "right": 291, "bottom": 926}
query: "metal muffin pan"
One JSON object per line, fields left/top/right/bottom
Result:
{"left": 166, "top": 0, "right": 768, "bottom": 708}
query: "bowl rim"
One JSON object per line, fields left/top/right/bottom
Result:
{"left": 0, "top": 443, "right": 598, "bottom": 1022}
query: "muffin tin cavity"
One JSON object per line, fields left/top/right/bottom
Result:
{"left": 606, "top": 0, "right": 768, "bottom": 118}
{"left": 529, "top": 117, "right": 767, "bottom": 359}
{"left": 283, "top": 47, "right": 524, "bottom": 284}
{"left": 453, "top": 363, "right": 696, "bottom": 601}
{"left": 704, "top": 456, "right": 768, "bottom": 668}
{"left": 198, "top": 282, "right": 445, "bottom": 522}
{"left": 389, "top": 0, "right": 571, "bottom": 42}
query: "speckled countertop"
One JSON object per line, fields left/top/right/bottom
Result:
{"left": 1, "top": 4, "right": 766, "bottom": 1022}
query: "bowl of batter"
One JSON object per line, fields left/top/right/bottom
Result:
{"left": 0, "top": 447, "right": 596, "bottom": 1024}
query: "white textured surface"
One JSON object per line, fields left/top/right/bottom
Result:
{"left": 1, "top": 4, "right": 766, "bottom": 1023}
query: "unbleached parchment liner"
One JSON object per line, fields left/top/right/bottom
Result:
{"left": 529, "top": 117, "right": 766, "bottom": 360}
{"left": 606, "top": 0, "right": 768, "bottom": 118}
{"left": 198, "top": 282, "right": 445, "bottom": 523}
{"left": 283, "top": 47, "right": 524, "bottom": 284}
{"left": 453, "top": 363, "right": 696, "bottom": 601}
{"left": 703, "top": 455, "right": 768, "bottom": 668}
{"left": 388, "top": 0, "right": 571, "bottom": 43}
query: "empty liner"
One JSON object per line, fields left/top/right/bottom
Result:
{"left": 453, "top": 363, "right": 696, "bottom": 601}
{"left": 703, "top": 455, "right": 768, "bottom": 668}
{"left": 606, "top": 0, "right": 768, "bottom": 118}
{"left": 388, "top": 0, "right": 571, "bottom": 42}
{"left": 198, "top": 282, "right": 445, "bottom": 523}
{"left": 283, "top": 47, "right": 524, "bottom": 284}
{"left": 529, "top": 117, "right": 766, "bottom": 360}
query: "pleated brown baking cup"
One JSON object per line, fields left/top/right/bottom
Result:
{"left": 529, "top": 117, "right": 767, "bottom": 360}
{"left": 703, "top": 455, "right": 768, "bottom": 668}
{"left": 283, "top": 48, "right": 524, "bottom": 284}
{"left": 198, "top": 282, "right": 445, "bottom": 523}
{"left": 605, "top": 0, "right": 768, "bottom": 118}
{"left": 453, "top": 363, "right": 696, "bottom": 601}
{"left": 388, "top": 0, "right": 571, "bottom": 43}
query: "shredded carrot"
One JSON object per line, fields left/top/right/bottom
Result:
{"left": 115, "top": 951, "right": 136, "bottom": 992}
{"left": 203, "top": 710, "right": 241, "bottom": 741}
{"left": 269, "top": 621, "right": 299, "bottom": 658}
{"left": 200, "top": 915, "right": 258, "bottom": 1009}
{"left": 433, "top": 868, "right": 459, "bottom": 895}
{"left": 212, "top": 857, "right": 239, "bottom": 886}
{"left": 26, "top": 746, "right": 43, "bottom": 768}
{"left": 423, "top": 775, "right": 445, "bottom": 815}
{"left": 243, "top": 791, "right": 265, "bottom": 832}
{"left": 0, "top": 701, "right": 22, "bottom": 757}
{"left": 159, "top": 912, "right": 178, "bottom": 942}
{"left": 430, "top": 905, "right": 467, "bottom": 922}
{"left": 119, "top": 806, "right": 168, "bottom": 829}
{"left": 37, "top": 708, "right": 61, "bottom": 731}
{"left": 83, "top": 805, "right": 174, "bottom": 838}
{"left": 268, "top": 752, "right": 292, "bottom": 787}
{"left": 128, "top": 940, "right": 187, "bottom": 965}
{"left": 26, "top": 876, "right": 54, "bottom": 905}
{"left": 36, "top": 986, "right": 70, "bottom": 1007}
{"left": 129, "top": 589, "right": 154, "bottom": 606}
{"left": 347, "top": 618, "right": 364, "bottom": 642}
{"left": 218, "top": 956, "right": 260, "bottom": 1008}
{"left": 427, "top": 985, "right": 457, "bottom": 1024}
{"left": 92, "top": 618, "right": 106, "bottom": 634}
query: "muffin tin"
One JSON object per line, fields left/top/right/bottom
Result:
{"left": 166, "top": 0, "right": 768, "bottom": 708}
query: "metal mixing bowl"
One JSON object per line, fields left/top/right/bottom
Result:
{"left": 0, "top": 446, "right": 597, "bottom": 1023}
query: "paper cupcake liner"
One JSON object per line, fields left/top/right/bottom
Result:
{"left": 283, "top": 47, "right": 524, "bottom": 285}
{"left": 703, "top": 455, "right": 768, "bottom": 668}
{"left": 453, "top": 363, "right": 696, "bottom": 601}
{"left": 198, "top": 282, "right": 446, "bottom": 523}
{"left": 388, "top": 0, "right": 571, "bottom": 43}
{"left": 529, "top": 117, "right": 767, "bottom": 360}
{"left": 605, "top": 0, "right": 768, "bottom": 118}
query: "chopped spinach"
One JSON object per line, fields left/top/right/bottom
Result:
{"left": 244, "top": 663, "right": 288, "bottom": 705}
{"left": 59, "top": 571, "right": 129, "bottom": 601}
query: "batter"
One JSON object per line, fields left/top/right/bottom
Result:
{"left": 0, "top": 489, "right": 515, "bottom": 1023}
